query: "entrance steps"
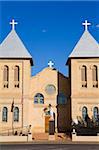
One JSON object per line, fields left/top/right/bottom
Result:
{"left": 55, "top": 133, "right": 71, "bottom": 141}
{"left": 32, "top": 133, "right": 71, "bottom": 141}
{"left": 32, "top": 133, "right": 49, "bottom": 140}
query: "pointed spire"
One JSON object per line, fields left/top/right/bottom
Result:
{"left": 10, "top": 19, "right": 18, "bottom": 30}
{"left": 0, "top": 25, "right": 33, "bottom": 65}
{"left": 69, "top": 25, "right": 99, "bottom": 58}
{"left": 82, "top": 20, "right": 91, "bottom": 31}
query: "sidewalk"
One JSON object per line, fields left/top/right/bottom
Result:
{"left": 0, "top": 140, "right": 99, "bottom": 145}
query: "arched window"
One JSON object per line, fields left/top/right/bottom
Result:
{"left": 92, "top": 65, "right": 98, "bottom": 87}
{"left": 14, "top": 66, "right": 20, "bottom": 88}
{"left": 81, "top": 65, "right": 87, "bottom": 87}
{"left": 14, "top": 107, "right": 19, "bottom": 122}
{"left": 3, "top": 65, "right": 9, "bottom": 88}
{"left": 93, "top": 107, "right": 98, "bottom": 120}
{"left": 57, "top": 93, "right": 67, "bottom": 104}
{"left": 34, "top": 93, "right": 44, "bottom": 104}
{"left": 2, "top": 107, "right": 8, "bottom": 122}
{"left": 82, "top": 106, "right": 88, "bottom": 120}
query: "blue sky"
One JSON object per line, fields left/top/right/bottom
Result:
{"left": 0, "top": 1, "right": 99, "bottom": 76}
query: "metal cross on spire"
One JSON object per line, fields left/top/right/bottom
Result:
{"left": 82, "top": 20, "right": 91, "bottom": 31}
{"left": 48, "top": 60, "right": 54, "bottom": 68}
{"left": 10, "top": 19, "right": 18, "bottom": 30}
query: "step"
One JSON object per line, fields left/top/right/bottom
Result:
{"left": 32, "top": 133, "right": 49, "bottom": 140}
{"left": 32, "top": 132, "right": 71, "bottom": 141}
{"left": 55, "top": 133, "right": 71, "bottom": 141}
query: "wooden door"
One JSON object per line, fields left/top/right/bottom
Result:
{"left": 45, "top": 116, "right": 50, "bottom": 133}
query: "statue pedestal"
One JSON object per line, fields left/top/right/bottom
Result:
{"left": 49, "top": 135, "right": 55, "bottom": 141}
{"left": 48, "top": 119, "right": 55, "bottom": 141}
{"left": 49, "top": 120, "right": 55, "bottom": 135}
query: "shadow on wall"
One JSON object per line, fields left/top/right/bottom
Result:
{"left": 57, "top": 72, "right": 71, "bottom": 133}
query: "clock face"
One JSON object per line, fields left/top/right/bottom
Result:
{"left": 45, "top": 84, "right": 56, "bottom": 95}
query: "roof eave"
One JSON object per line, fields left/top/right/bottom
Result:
{"left": 66, "top": 56, "right": 99, "bottom": 65}
{"left": 66, "top": 57, "right": 71, "bottom": 65}
{"left": 30, "top": 58, "right": 33, "bottom": 66}
{"left": 0, "top": 57, "right": 34, "bottom": 66}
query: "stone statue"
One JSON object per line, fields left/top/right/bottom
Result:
{"left": 48, "top": 104, "right": 54, "bottom": 120}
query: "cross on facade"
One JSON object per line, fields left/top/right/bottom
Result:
{"left": 10, "top": 19, "right": 18, "bottom": 30}
{"left": 82, "top": 20, "right": 91, "bottom": 31}
{"left": 48, "top": 60, "right": 54, "bottom": 68}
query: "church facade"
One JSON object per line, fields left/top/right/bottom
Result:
{"left": 0, "top": 19, "right": 99, "bottom": 140}
{"left": 0, "top": 19, "right": 70, "bottom": 135}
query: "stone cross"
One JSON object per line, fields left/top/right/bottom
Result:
{"left": 10, "top": 19, "right": 18, "bottom": 30}
{"left": 48, "top": 61, "right": 54, "bottom": 68}
{"left": 82, "top": 20, "right": 91, "bottom": 31}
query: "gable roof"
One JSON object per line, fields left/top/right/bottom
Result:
{"left": 0, "top": 30, "right": 33, "bottom": 65}
{"left": 69, "top": 30, "right": 99, "bottom": 58}
{"left": 31, "top": 67, "right": 67, "bottom": 80}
